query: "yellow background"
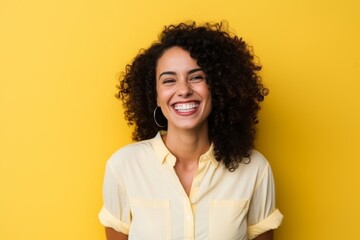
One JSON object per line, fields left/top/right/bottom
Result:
{"left": 1, "top": 0, "right": 359, "bottom": 239}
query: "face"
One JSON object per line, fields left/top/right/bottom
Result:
{"left": 156, "top": 46, "right": 212, "bottom": 132}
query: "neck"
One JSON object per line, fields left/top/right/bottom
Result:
{"left": 163, "top": 126, "right": 211, "bottom": 165}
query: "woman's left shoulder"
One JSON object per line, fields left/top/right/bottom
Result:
{"left": 246, "top": 150, "right": 271, "bottom": 170}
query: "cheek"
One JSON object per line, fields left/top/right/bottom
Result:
{"left": 203, "top": 88, "right": 212, "bottom": 110}
{"left": 156, "top": 90, "right": 160, "bottom": 106}
{"left": 155, "top": 84, "right": 161, "bottom": 106}
{"left": 196, "top": 84, "right": 212, "bottom": 100}
{"left": 156, "top": 88, "right": 170, "bottom": 106}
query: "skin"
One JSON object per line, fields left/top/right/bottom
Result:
{"left": 156, "top": 47, "right": 212, "bottom": 195}
{"left": 105, "top": 47, "right": 274, "bottom": 240}
{"left": 156, "top": 47, "right": 212, "bottom": 135}
{"left": 105, "top": 228, "right": 128, "bottom": 240}
{"left": 255, "top": 230, "right": 274, "bottom": 240}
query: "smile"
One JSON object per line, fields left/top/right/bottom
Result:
{"left": 173, "top": 102, "right": 199, "bottom": 112}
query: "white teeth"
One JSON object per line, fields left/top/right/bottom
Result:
{"left": 174, "top": 102, "right": 199, "bottom": 112}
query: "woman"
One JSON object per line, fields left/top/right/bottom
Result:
{"left": 99, "top": 22, "right": 283, "bottom": 240}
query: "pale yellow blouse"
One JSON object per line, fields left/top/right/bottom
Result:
{"left": 99, "top": 132, "right": 283, "bottom": 240}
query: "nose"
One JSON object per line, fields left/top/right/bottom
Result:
{"left": 177, "top": 80, "right": 193, "bottom": 97}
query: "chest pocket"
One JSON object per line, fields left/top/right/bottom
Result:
{"left": 129, "top": 198, "right": 171, "bottom": 240}
{"left": 209, "top": 200, "right": 249, "bottom": 240}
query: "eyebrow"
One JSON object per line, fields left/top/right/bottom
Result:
{"left": 159, "top": 68, "right": 203, "bottom": 79}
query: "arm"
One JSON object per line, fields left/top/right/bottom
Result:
{"left": 253, "top": 230, "right": 273, "bottom": 240}
{"left": 100, "top": 159, "right": 131, "bottom": 239}
{"left": 105, "top": 227, "right": 128, "bottom": 240}
{"left": 247, "top": 156, "right": 283, "bottom": 239}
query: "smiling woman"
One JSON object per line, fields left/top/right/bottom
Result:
{"left": 99, "top": 22, "right": 283, "bottom": 240}
{"left": 156, "top": 47, "right": 212, "bottom": 134}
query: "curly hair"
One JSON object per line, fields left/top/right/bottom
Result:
{"left": 117, "top": 21, "right": 268, "bottom": 171}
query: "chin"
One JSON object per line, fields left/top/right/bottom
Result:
{"left": 170, "top": 121, "right": 208, "bottom": 132}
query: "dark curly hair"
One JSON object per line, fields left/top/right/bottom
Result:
{"left": 117, "top": 21, "right": 268, "bottom": 171}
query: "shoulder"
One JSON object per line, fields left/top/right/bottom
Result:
{"left": 248, "top": 150, "right": 270, "bottom": 168}
{"left": 231, "top": 150, "right": 271, "bottom": 177}
{"left": 107, "top": 138, "right": 155, "bottom": 169}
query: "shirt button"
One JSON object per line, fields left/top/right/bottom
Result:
{"left": 191, "top": 198, "right": 196, "bottom": 204}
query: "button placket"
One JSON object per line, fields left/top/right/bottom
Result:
{"left": 183, "top": 197, "right": 194, "bottom": 239}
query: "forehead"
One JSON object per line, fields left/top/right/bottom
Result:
{"left": 156, "top": 47, "right": 199, "bottom": 74}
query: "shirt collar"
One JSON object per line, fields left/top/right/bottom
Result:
{"left": 200, "top": 143, "right": 219, "bottom": 168}
{"left": 151, "top": 131, "right": 172, "bottom": 165}
{"left": 151, "top": 131, "right": 219, "bottom": 168}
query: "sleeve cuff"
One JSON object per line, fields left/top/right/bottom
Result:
{"left": 247, "top": 209, "right": 283, "bottom": 239}
{"left": 98, "top": 206, "right": 130, "bottom": 235}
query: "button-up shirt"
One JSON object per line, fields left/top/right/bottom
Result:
{"left": 99, "top": 132, "right": 283, "bottom": 239}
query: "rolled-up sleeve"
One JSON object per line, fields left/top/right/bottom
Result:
{"left": 98, "top": 159, "right": 131, "bottom": 234}
{"left": 247, "top": 162, "right": 283, "bottom": 239}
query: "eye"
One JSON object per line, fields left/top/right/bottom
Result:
{"left": 162, "top": 78, "right": 176, "bottom": 85}
{"left": 189, "top": 74, "right": 206, "bottom": 82}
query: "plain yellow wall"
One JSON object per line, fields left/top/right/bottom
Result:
{"left": 1, "top": 0, "right": 359, "bottom": 239}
